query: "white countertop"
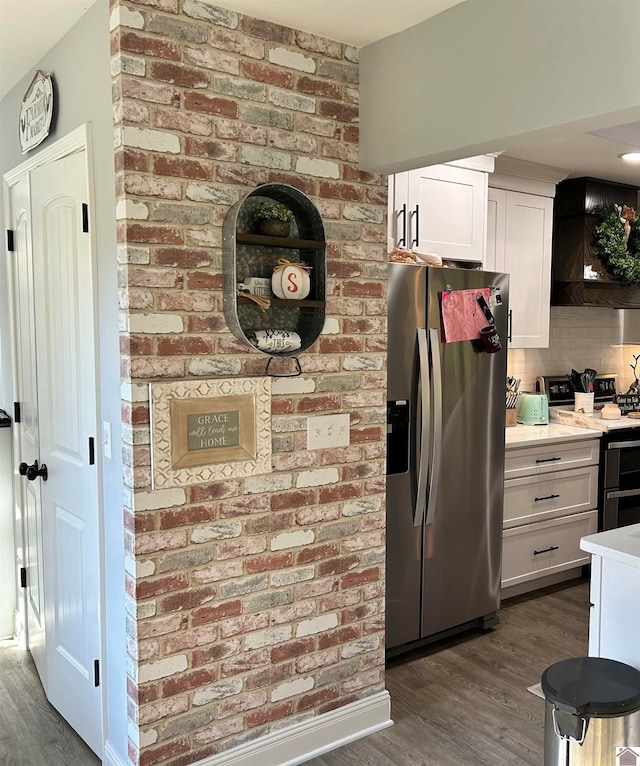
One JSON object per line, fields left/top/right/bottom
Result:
{"left": 581, "top": 524, "right": 640, "bottom": 569}
{"left": 505, "top": 422, "right": 602, "bottom": 449}
{"left": 550, "top": 407, "right": 640, "bottom": 432}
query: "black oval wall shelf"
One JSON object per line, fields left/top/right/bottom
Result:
{"left": 222, "top": 183, "right": 327, "bottom": 357}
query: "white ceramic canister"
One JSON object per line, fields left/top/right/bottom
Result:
{"left": 574, "top": 392, "right": 595, "bottom": 415}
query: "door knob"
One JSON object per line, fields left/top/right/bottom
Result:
{"left": 19, "top": 460, "right": 48, "bottom": 482}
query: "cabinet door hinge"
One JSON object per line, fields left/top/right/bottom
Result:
{"left": 6, "top": 230, "right": 15, "bottom": 252}
{"left": 89, "top": 436, "right": 95, "bottom": 466}
{"left": 13, "top": 402, "right": 21, "bottom": 423}
{"left": 94, "top": 659, "right": 100, "bottom": 687}
{"left": 20, "top": 567, "right": 27, "bottom": 588}
{"left": 82, "top": 203, "right": 89, "bottom": 234}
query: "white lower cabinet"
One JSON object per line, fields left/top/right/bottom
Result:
{"left": 502, "top": 438, "right": 599, "bottom": 595}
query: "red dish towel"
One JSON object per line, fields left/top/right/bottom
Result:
{"left": 440, "top": 287, "right": 491, "bottom": 343}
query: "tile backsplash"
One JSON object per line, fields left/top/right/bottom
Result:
{"left": 507, "top": 307, "right": 640, "bottom": 395}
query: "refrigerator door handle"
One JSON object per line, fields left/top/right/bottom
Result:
{"left": 424, "top": 327, "right": 443, "bottom": 525}
{"left": 414, "top": 328, "right": 430, "bottom": 527}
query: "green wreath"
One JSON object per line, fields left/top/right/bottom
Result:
{"left": 594, "top": 204, "right": 640, "bottom": 284}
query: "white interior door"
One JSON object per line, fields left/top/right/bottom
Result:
{"left": 8, "top": 174, "right": 47, "bottom": 679}
{"left": 6, "top": 146, "right": 103, "bottom": 755}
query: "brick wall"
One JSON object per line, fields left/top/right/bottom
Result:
{"left": 110, "top": 1, "right": 387, "bottom": 764}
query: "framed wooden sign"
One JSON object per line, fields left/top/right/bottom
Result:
{"left": 19, "top": 70, "right": 54, "bottom": 153}
{"left": 150, "top": 377, "right": 271, "bottom": 488}
{"left": 615, "top": 393, "right": 640, "bottom": 414}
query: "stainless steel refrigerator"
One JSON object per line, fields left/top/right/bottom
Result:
{"left": 386, "top": 262, "right": 509, "bottom": 655}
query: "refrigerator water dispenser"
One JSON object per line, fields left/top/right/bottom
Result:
{"left": 386, "top": 400, "right": 409, "bottom": 475}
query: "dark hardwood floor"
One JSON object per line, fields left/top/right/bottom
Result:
{"left": 0, "top": 579, "right": 589, "bottom": 766}
{"left": 0, "top": 639, "right": 100, "bottom": 766}
{"left": 306, "top": 578, "right": 590, "bottom": 766}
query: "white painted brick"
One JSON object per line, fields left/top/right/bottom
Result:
{"left": 134, "top": 488, "right": 186, "bottom": 512}
{"left": 191, "top": 521, "right": 242, "bottom": 543}
{"left": 139, "top": 729, "right": 158, "bottom": 748}
{"left": 271, "top": 377, "right": 316, "bottom": 395}
{"left": 193, "top": 678, "right": 243, "bottom": 706}
{"left": 240, "top": 145, "right": 291, "bottom": 170}
{"left": 138, "top": 654, "right": 188, "bottom": 683}
{"left": 189, "top": 358, "right": 242, "bottom": 376}
{"left": 295, "top": 157, "right": 340, "bottom": 179}
{"left": 296, "top": 613, "right": 339, "bottom": 638}
{"left": 271, "top": 677, "right": 314, "bottom": 702}
{"left": 135, "top": 559, "right": 156, "bottom": 578}
{"left": 343, "top": 204, "right": 384, "bottom": 224}
{"left": 110, "top": 4, "right": 144, "bottom": 31}
{"left": 340, "top": 636, "right": 380, "bottom": 659}
{"left": 268, "top": 88, "right": 316, "bottom": 114}
{"left": 296, "top": 467, "right": 340, "bottom": 488}
{"left": 322, "top": 318, "right": 340, "bottom": 335}
{"left": 121, "top": 381, "right": 149, "bottom": 404}
{"left": 129, "top": 313, "right": 184, "bottom": 334}
{"left": 118, "top": 244, "right": 150, "bottom": 264}
{"left": 271, "top": 416, "right": 307, "bottom": 433}
{"left": 123, "top": 127, "right": 180, "bottom": 154}
{"left": 268, "top": 47, "right": 316, "bottom": 73}
{"left": 270, "top": 566, "right": 315, "bottom": 587}
{"left": 185, "top": 183, "right": 239, "bottom": 205}
{"left": 343, "top": 497, "right": 382, "bottom": 516}
{"left": 116, "top": 199, "right": 149, "bottom": 221}
{"left": 342, "top": 355, "right": 384, "bottom": 371}
{"left": 111, "top": 53, "right": 146, "bottom": 78}
{"left": 270, "top": 529, "right": 315, "bottom": 551}
{"left": 244, "top": 474, "right": 293, "bottom": 495}
{"left": 244, "top": 625, "right": 292, "bottom": 651}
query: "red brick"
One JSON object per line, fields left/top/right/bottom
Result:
{"left": 318, "top": 181, "right": 362, "bottom": 201}
{"left": 192, "top": 639, "right": 243, "bottom": 666}
{"left": 139, "top": 738, "right": 190, "bottom": 766}
{"left": 342, "top": 567, "right": 380, "bottom": 589}
{"left": 150, "top": 61, "right": 210, "bottom": 88}
{"left": 272, "top": 397, "right": 293, "bottom": 415}
{"left": 242, "top": 61, "right": 293, "bottom": 87}
{"left": 318, "top": 337, "right": 362, "bottom": 353}
{"left": 270, "top": 490, "right": 315, "bottom": 512}
{"left": 136, "top": 573, "right": 189, "bottom": 599}
{"left": 191, "top": 600, "right": 242, "bottom": 626}
{"left": 126, "top": 224, "right": 183, "bottom": 245}
{"left": 163, "top": 745, "right": 219, "bottom": 766}
{"left": 162, "top": 667, "right": 218, "bottom": 697}
{"left": 184, "top": 91, "right": 238, "bottom": 117}
{"left": 327, "top": 260, "right": 362, "bottom": 279}
{"left": 185, "top": 137, "right": 237, "bottom": 159}
{"left": 318, "top": 100, "right": 359, "bottom": 122}
{"left": 190, "top": 482, "right": 242, "bottom": 503}
{"left": 243, "top": 512, "right": 293, "bottom": 535}
{"left": 318, "top": 626, "right": 360, "bottom": 649}
{"left": 245, "top": 552, "right": 294, "bottom": 573}
{"left": 296, "top": 395, "right": 341, "bottom": 413}
{"left": 270, "top": 637, "right": 315, "bottom": 663}
{"left": 216, "top": 165, "right": 269, "bottom": 186}
{"left": 244, "top": 662, "right": 292, "bottom": 690}
{"left": 186, "top": 271, "right": 222, "bottom": 290}
{"left": 296, "top": 543, "right": 339, "bottom": 564}
{"left": 220, "top": 649, "right": 270, "bottom": 678}
{"left": 121, "top": 334, "right": 153, "bottom": 356}
{"left": 317, "top": 555, "right": 360, "bottom": 577}
{"left": 239, "top": 16, "right": 291, "bottom": 43}
{"left": 318, "top": 483, "right": 361, "bottom": 504}
{"left": 297, "top": 686, "right": 340, "bottom": 712}
{"left": 154, "top": 247, "right": 212, "bottom": 268}
{"left": 297, "top": 76, "right": 341, "bottom": 99}
{"left": 343, "top": 281, "right": 383, "bottom": 298}
{"left": 350, "top": 426, "right": 383, "bottom": 444}
{"left": 159, "top": 505, "right": 216, "bottom": 529}
{"left": 187, "top": 316, "right": 227, "bottom": 333}
{"left": 319, "top": 694, "right": 359, "bottom": 715}
{"left": 246, "top": 701, "right": 293, "bottom": 726}
{"left": 157, "top": 337, "right": 215, "bottom": 355}
{"left": 160, "top": 586, "right": 217, "bottom": 613}
{"left": 343, "top": 125, "right": 359, "bottom": 142}
{"left": 153, "top": 156, "right": 211, "bottom": 180}
{"left": 343, "top": 463, "right": 380, "bottom": 480}
{"left": 119, "top": 31, "right": 180, "bottom": 60}
{"left": 268, "top": 172, "right": 316, "bottom": 197}
{"left": 118, "top": 148, "right": 148, "bottom": 172}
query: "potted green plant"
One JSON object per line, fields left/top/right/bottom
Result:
{"left": 254, "top": 201, "right": 295, "bottom": 237}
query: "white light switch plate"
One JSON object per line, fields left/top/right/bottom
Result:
{"left": 307, "top": 413, "right": 350, "bottom": 450}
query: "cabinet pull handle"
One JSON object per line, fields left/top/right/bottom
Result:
{"left": 398, "top": 203, "right": 407, "bottom": 247}
{"left": 534, "top": 493, "right": 560, "bottom": 502}
{"left": 533, "top": 545, "right": 559, "bottom": 556}
{"left": 411, "top": 204, "right": 419, "bottom": 248}
{"left": 535, "top": 457, "right": 561, "bottom": 464}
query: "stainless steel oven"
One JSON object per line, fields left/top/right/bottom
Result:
{"left": 602, "top": 431, "right": 640, "bottom": 530}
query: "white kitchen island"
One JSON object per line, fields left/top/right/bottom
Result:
{"left": 581, "top": 524, "right": 640, "bottom": 671}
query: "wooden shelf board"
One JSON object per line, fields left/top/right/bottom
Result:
{"left": 238, "top": 296, "right": 325, "bottom": 308}
{"left": 237, "top": 233, "right": 325, "bottom": 250}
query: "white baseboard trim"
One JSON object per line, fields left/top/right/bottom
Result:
{"left": 198, "top": 690, "right": 393, "bottom": 766}
{"left": 103, "top": 740, "right": 129, "bottom": 766}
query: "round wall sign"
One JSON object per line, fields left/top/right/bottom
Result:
{"left": 19, "top": 70, "right": 54, "bottom": 153}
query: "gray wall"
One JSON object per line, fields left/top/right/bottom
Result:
{"left": 360, "top": 0, "right": 640, "bottom": 174}
{"left": 0, "top": 2, "right": 126, "bottom": 761}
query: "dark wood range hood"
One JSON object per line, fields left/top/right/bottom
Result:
{"left": 552, "top": 177, "right": 640, "bottom": 308}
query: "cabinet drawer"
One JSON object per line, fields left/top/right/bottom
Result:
{"left": 501, "top": 510, "right": 597, "bottom": 588}
{"left": 503, "top": 465, "right": 598, "bottom": 528}
{"left": 504, "top": 439, "right": 599, "bottom": 480}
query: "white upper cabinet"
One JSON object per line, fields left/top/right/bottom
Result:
{"left": 388, "top": 156, "right": 494, "bottom": 263}
{"left": 485, "top": 158, "right": 568, "bottom": 349}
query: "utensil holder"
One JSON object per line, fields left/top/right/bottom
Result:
{"left": 505, "top": 409, "right": 517, "bottom": 427}
{"left": 574, "top": 392, "right": 594, "bottom": 415}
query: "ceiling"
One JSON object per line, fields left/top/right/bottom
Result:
{"left": 2, "top": 0, "right": 639, "bottom": 186}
